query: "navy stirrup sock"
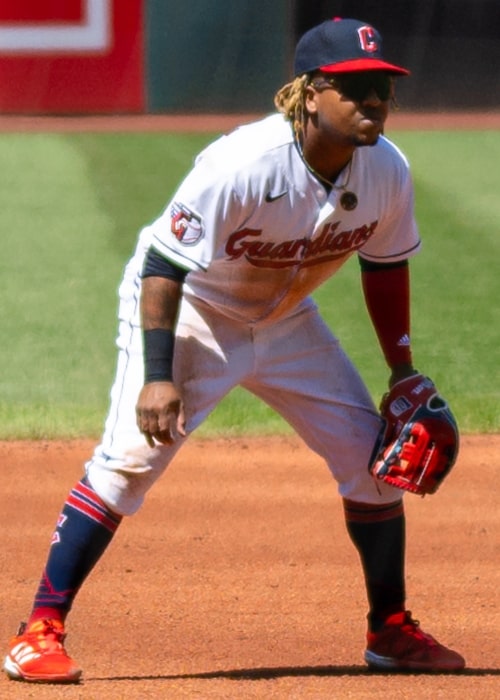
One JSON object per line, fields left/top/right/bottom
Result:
{"left": 30, "top": 476, "right": 122, "bottom": 623}
{"left": 343, "top": 498, "right": 406, "bottom": 632}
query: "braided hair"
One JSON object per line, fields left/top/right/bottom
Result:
{"left": 274, "top": 74, "right": 309, "bottom": 139}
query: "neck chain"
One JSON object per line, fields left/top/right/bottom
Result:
{"left": 295, "top": 137, "right": 358, "bottom": 210}
{"left": 295, "top": 136, "right": 353, "bottom": 189}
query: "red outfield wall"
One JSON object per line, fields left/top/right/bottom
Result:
{"left": 0, "top": 0, "right": 144, "bottom": 113}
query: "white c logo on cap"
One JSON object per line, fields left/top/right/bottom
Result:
{"left": 357, "top": 26, "right": 378, "bottom": 53}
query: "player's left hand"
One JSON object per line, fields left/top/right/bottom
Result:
{"left": 136, "top": 381, "right": 186, "bottom": 447}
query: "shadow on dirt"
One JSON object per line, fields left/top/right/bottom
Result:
{"left": 92, "top": 664, "right": 500, "bottom": 682}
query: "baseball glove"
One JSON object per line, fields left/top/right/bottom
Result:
{"left": 370, "top": 374, "right": 459, "bottom": 496}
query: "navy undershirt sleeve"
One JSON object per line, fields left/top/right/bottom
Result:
{"left": 141, "top": 247, "right": 189, "bottom": 282}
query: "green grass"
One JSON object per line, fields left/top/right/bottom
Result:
{"left": 390, "top": 130, "right": 500, "bottom": 431}
{"left": 0, "top": 129, "right": 498, "bottom": 438}
{"left": 0, "top": 132, "right": 212, "bottom": 438}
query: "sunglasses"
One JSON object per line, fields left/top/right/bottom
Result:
{"left": 311, "top": 73, "right": 393, "bottom": 102}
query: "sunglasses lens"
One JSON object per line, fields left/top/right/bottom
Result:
{"left": 338, "top": 74, "right": 391, "bottom": 101}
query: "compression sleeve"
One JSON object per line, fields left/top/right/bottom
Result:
{"left": 360, "top": 258, "right": 412, "bottom": 369}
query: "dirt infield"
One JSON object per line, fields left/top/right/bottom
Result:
{"left": 0, "top": 110, "right": 500, "bottom": 133}
{"left": 0, "top": 435, "right": 498, "bottom": 699}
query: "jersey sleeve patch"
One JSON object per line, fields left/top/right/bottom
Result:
{"left": 170, "top": 202, "right": 204, "bottom": 246}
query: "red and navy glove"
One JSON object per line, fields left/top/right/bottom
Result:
{"left": 370, "top": 374, "right": 459, "bottom": 495}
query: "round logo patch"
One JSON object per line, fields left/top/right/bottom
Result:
{"left": 340, "top": 191, "right": 358, "bottom": 211}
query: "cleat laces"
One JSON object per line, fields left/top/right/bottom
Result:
{"left": 22, "top": 619, "right": 68, "bottom": 655}
{"left": 400, "top": 612, "right": 439, "bottom": 648}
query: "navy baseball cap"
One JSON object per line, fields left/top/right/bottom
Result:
{"left": 294, "top": 17, "right": 409, "bottom": 77}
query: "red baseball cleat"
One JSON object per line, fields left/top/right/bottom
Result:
{"left": 365, "top": 610, "right": 465, "bottom": 672}
{"left": 3, "top": 619, "right": 82, "bottom": 683}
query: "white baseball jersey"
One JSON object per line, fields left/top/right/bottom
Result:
{"left": 141, "top": 113, "right": 420, "bottom": 324}
{"left": 88, "top": 113, "right": 421, "bottom": 515}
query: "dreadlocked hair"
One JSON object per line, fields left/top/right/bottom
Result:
{"left": 274, "top": 74, "right": 309, "bottom": 138}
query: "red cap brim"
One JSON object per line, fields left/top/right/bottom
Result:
{"left": 320, "top": 58, "right": 410, "bottom": 76}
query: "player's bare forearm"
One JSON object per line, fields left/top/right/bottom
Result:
{"left": 137, "top": 275, "right": 186, "bottom": 445}
{"left": 140, "top": 275, "right": 183, "bottom": 331}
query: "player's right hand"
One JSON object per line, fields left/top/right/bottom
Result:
{"left": 135, "top": 381, "right": 186, "bottom": 447}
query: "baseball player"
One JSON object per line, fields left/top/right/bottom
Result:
{"left": 4, "top": 17, "right": 464, "bottom": 683}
